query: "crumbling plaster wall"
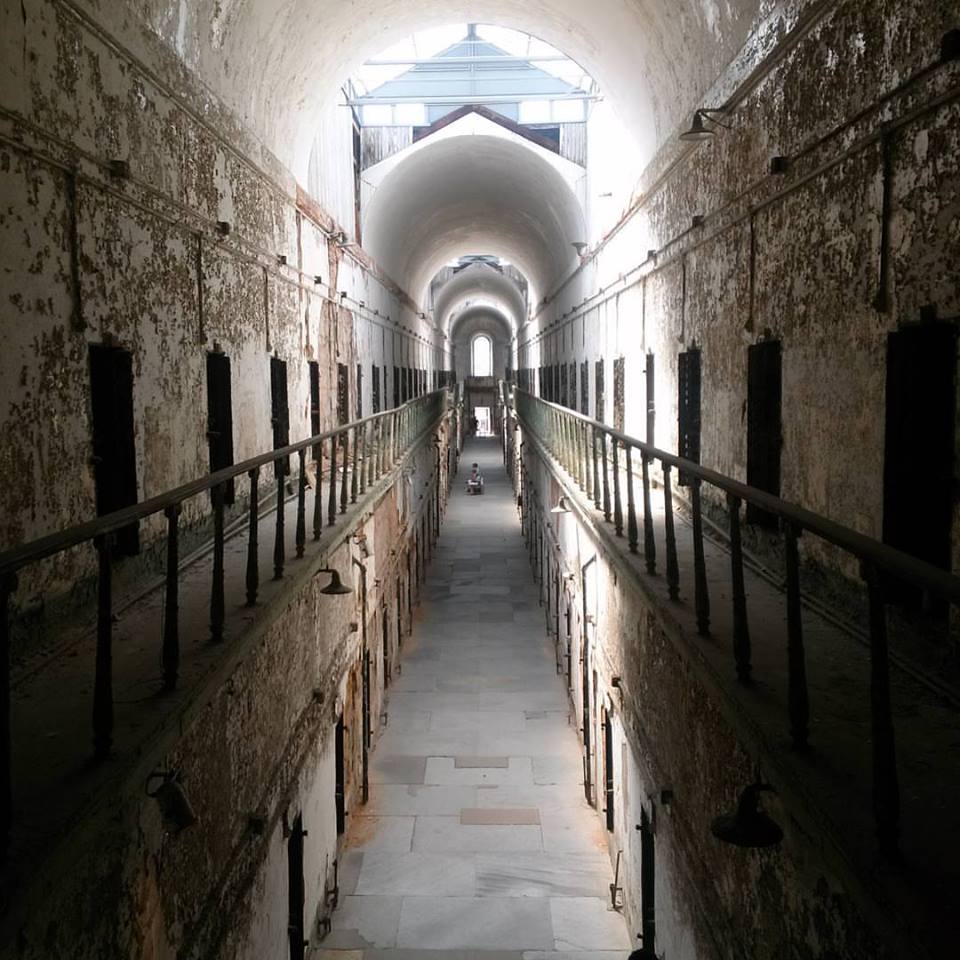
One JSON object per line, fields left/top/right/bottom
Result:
{"left": 520, "top": 443, "right": 897, "bottom": 960}
{"left": 4, "top": 428, "right": 448, "bottom": 960}
{"left": 521, "top": 0, "right": 960, "bottom": 576}
{"left": 0, "top": 0, "right": 439, "bottom": 612}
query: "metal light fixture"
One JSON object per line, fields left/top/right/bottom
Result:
{"left": 146, "top": 771, "right": 198, "bottom": 832}
{"left": 711, "top": 783, "right": 783, "bottom": 847}
{"left": 571, "top": 242, "right": 588, "bottom": 256}
{"left": 679, "top": 108, "right": 730, "bottom": 142}
{"left": 551, "top": 495, "right": 572, "bottom": 514}
{"left": 317, "top": 567, "right": 352, "bottom": 596}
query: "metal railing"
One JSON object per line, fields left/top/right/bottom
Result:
{"left": 0, "top": 389, "right": 449, "bottom": 861}
{"left": 509, "top": 385, "right": 960, "bottom": 862}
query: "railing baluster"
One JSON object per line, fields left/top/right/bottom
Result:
{"left": 626, "top": 446, "right": 639, "bottom": 553}
{"left": 862, "top": 560, "right": 901, "bottom": 861}
{"left": 274, "top": 465, "right": 285, "bottom": 580}
{"left": 296, "top": 449, "right": 307, "bottom": 558}
{"left": 1, "top": 571, "right": 17, "bottom": 861}
{"left": 351, "top": 426, "right": 359, "bottom": 503}
{"left": 312, "top": 447, "right": 323, "bottom": 540}
{"left": 784, "top": 521, "right": 808, "bottom": 749}
{"left": 727, "top": 493, "right": 751, "bottom": 682}
{"left": 612, "top": 438, "right": 623, "bottom": 536}
{"left": 340, "top": 430, "right": 349, "bottom": 513}
{"left": 691, "top": 479, "right": 710, "bottom": 637}
{"left": 591, "top": 426, "right": 601, "bottom": 511}
{"left": 641, "top": 454, "right": 656, "bottom": 574}
{"left": 663, "top": 464, "right": 679, "bottom": 600}
{"left": 601, "top": 432, "right": 611, "bottom": 523}
{"left": 247, "top": 467, "right": 260, "bottom": 605}
{"left": 163, "top": 504, "right": 180, "bottom": 690}
{"left": 328, "top": 435, "right": 338, "bottom": 525}
{"left": 211, "top": 482, "right": 226, "bottom": 640}
{"left": 93, "top": 535, "right": 113, "bottom": 760}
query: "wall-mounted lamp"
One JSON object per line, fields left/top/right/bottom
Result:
{"left": 711, "top": 783, "right": 783, "bottom": 847}
{"left": 679, "top": 108, "right": 731, "bottom": 142}
{"left": 146, "top": 771, "right": 197, "bottom": 832}
{"left": 571, "top": 242, "right": 588, "bottom": 256}
{"left": 316, "top": 567, "right": 352, "bottom": 596}
{"left": 550, "top": 496, "right": 572, "bottom": 514}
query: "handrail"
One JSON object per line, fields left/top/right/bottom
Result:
{"left": 0, "top": 391, "right": 448, "bottom": 577}
{"left": 513, "top": 387, "right": 960, "bottom": 606}
{"left": 0, "top": 388, "right": 450, "bottom": 863}
{"left": 508, "top": 384, "right": 960, "bottom": 863}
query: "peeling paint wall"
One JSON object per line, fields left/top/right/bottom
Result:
{"left": 521, "top": 0, "right": 960, "bottom": 579}
{"left": 0, "top": 0, "right": 440, "bottom": 626}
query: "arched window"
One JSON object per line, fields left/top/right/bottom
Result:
{"left": 472, "top": 335, "right": 493, "bottom": 377}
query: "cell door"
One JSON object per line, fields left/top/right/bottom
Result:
{"left": 89, "top": 344, "right": 139, "bottom": 557}
{"left": 206, "top": 351, "right": 235, "bottom": 504}
{"left": 382, "top": 606, "right": 390, "bottom": 687}
{"left": 746, "top": 340, "right": 782, "bottom": 525}
{"left": 356, "top": 362, "right": 363, "bottom": 419}
{"left": 678, "top": 348, "right": 701, "bottom": 485}
{"left": 581, "top": 561, "right": 597, "bottom": 805}
{"left": 393, "top": 366, "right": 400, "bottom": 408}
{"left": 639, "top": 807, "right": 656, "bottom": 952}
{"left": 645, "top": 352, "right": 655, "bottom": 445}
{"left": 336, "top": 363, "right": 349, "bottom": 426}
{"left": 362, "top": 644, "right": 371, "bottom": 804}
{"left": 309, "top": 361, "right": 321, "bottom": 436}
{"left": 335, "top": 714, "right": 346, "bottom": 835}
{"left": 287, "top": 813, "right": 306, "bottom": 960}
{"left": 270, "top": 357, "right": 290, "bottom": 478}
{"left": 883, "top": 324, "right": 957, "bottom": 608}
{"left": 603, "top": 707, "right": 615, "bottom": 832}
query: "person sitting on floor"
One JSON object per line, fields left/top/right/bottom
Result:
{"left": 466, "top": 462, "right": 484, "bottom": 495}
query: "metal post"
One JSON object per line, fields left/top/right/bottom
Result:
{"left": 663, "top": 465, "right": 679, "bottom": 601}
{"left": 691, "top": 480, "right": 710, "bottom": 636}
{"left": 727, "top": 494, "right": 751, "bottom": 682}
{"left": 246, "top": 467, "right": 260, "bottom": 605}
{"left": 211, "top": 482, "right": 226, "bottom": 639}
{"left": 296, "top": 449, "right": 307, "bottom": 558}
{"left": 641, "top": 454, "right": 656, "bottom": 574}
{"left": 163, "top": 504, "right": 181, "bottom": 689}
{"left": 626, "top": 446, "right": 639, "bottom": 553}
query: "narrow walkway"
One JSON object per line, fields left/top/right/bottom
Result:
{"left": 322, "top": 438, "right": 631, "bottom": 959}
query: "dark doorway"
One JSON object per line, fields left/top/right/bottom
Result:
{"left": 594, "top": 359, "right": 605, "bottom": 422}
{"left": 581, "top": 605, "right": 592, "bottom": 806}
{"left": 396, "top": 582, "right": 403, "bottom": 650}
{"left": 335, "top": 713, "right": 346, "bottom": 835}
{"left": 372, "top": 365, "right": 381, "bottom": 414}
{"left": 287, "top": 812, "right": 306, "bottom": 960}
{"left": 581, "top": 360, "right": 589, "bottom": 415}
{"left": 206, "top": 351, "right": 235, "bottom": 504}
{"left": 356, "top": 362, "right": 363, "bottom": 419}
{"left": 362, "top": 644, "right": 371, "bottom": 803}
{"left": 640, "top": 806, "right": 656, "bottom": 952}
{"left": 569, "top": 362, "right": 577, "bottom": 411}
{"left": 613, "top": 357, "right": 625, "bottom": 433}
{"left": 309, "top": 360, "right": 321, "bottom": 437}
{"left": 678, "top": 348, "right": 701, "bottom": 485}
{"left": 603, "top": 707, "right": 615, "bottom": 832}
{"left": 746, "top": 340, "right": 782, "bottom": 526}
{"left": 270, "top": 357, "right": 290, "bottom": 478}
{"left": 89, "top": 344, "right": 139, "bottom": 557}
{"left": 393, "top": 365, "right": 400, "bottom": 408}
{"left": 336, "top": 363, "right": 349, "bottom": 426}
{"left": 382, "top": 606, "right": 390, "bottom": 687}
{"left": 883, "top": 324, "right": 957, "bottom": 607}
{"left": 645, "top": 352, "right": 655, "bottom": 445}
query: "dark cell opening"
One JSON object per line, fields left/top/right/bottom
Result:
{"left": 356, "top": 362, "right": 363, "bottom": 419}
{"left": 569, "top": 362, "right": 577, "bottom": 411}
{"left": 645, "top": 352, "right": 655, "bottom": 446}
{"left": 287, "top": 812, "right": 305, "bottom": 960}
{"left": 270, "top": 357, "right": 290, "bottom": 478}
{"left": 581, "top": 360, "right": 589, "bottom": 415}
{"left": 309, "top": 360, "right": 321, "bottom": 437}
{"left": 336, "top": 363, "right": 349, "bottom": 426}
{"left": 613, "top": 357, "right": 625, "bottom": 434}
{"left": 206, "top": 351, "right": 235, "bottom": 504}
{"left": 594, "top": 359, "right": 605, "bottom": 423}
{"left": 89, "top": 344, "right": 139, "bottom": 557}
{"left": 603, "top": 707, "right": 615, "bottom": 832}
{"left": 393, "top": 365, "right": 400, "bottom": 408}
{"left": 746, "top": 340, "right": 782, "bottom": 526}
{"left": 640, "top": 806, "right": 656, "bottom": 951}
{"left": 335, "top": 713, "right": 346, "bottom": 835}
{"left": 883, "top": 324, "right": 957, "bottom": 609}
{"left": 372, "top": 364, "right": 381, "bottom": 414}
{"left": 678, "top": 348, "right": 701, "bottom": 485}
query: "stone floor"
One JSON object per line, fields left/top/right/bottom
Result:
{"left": 316, "top": 438, "right": 632, "bottom": 959}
